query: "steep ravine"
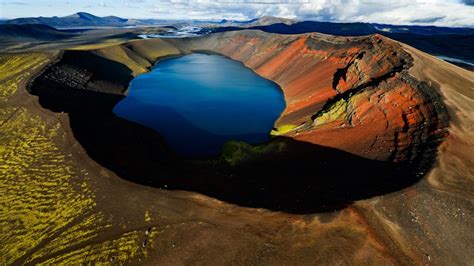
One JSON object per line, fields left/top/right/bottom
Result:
{"left": 28, "top": 31, "right": 449, "bottom": 213}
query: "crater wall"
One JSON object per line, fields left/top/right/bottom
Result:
{"left": 30, "top": 31, "right": 449, "bottom": 170}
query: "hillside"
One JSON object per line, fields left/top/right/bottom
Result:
{"left": 211, "top": 21, "right": 474, "bottom": 69}
{"left": 1, "top": 30, "right": 472, "bottom": 264}
{"left": 215, "top": 16, "right": 296, "bottom": 27}
{"left": 3, "top": 12, "right": 130, "bottom": 27}
{"left": 0, "top": 24, "right": 73, "bottom": 41}
{"left": 1, "top": 13, "right": 297, "bottom": 28}
{"left": 249, "top": 16, "right": 296, "bottom": 26}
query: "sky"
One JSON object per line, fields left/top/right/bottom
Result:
{"left": 1, "top": 0, "right": 474, "bottom": 27}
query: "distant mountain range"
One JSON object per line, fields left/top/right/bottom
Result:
{"left": 212, "top": 20, "right": 474, "bottom": 36}
{"left": 213, "top": 16, "right": 296, "bottom": 27}
{"left": 0, "top": 24, "right": 73, "bottom": 41}
{"left": 0, "top": 12, "right": 295, "bottom": 28}
{"left": 3, "top": 12, "right": 471, "bottom": 35}
{"left": 2, "top": 12, "right": 132, "bottom": 28}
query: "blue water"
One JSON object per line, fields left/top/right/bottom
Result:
{"left": 113, "top": 53, "right": 285, "bottom": 157}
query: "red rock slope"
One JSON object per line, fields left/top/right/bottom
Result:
{"left": 172, "top": 31, "right": 449, "bottom": 166}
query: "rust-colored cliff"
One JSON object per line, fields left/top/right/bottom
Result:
{"left": 172, "top": 31, "right": 449, "bottom": 167}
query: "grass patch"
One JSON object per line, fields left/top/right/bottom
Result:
{"left": 69, "top": 39, "right": 127, "bottom": 51}
{"left": 221, "top": 140, "right": 287, "bottom": 167}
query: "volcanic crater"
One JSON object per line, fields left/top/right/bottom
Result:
{"left": 28, "top": 30, "right": 449, "bottom": 213}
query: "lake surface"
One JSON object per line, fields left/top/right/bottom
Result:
{"left": 113, "top": 53, "right": 285, "bottom": 157}
{"left": 138, "top": 26, "right": 206, "bottom": 39}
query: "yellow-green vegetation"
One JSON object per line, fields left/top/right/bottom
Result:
{"left": 0, "top": 105, "right": 96, "bottom": 264}
{"left": 38, "top": 228, "right": 159, "bottom": 264}
{"left": 26, "top": 213, "right": 107, "bottom": 263}
{"left": 0, "top": 53, "right": 156, "bottom": 264}
{"left": 145, "top": 210, "right": 152, "bottom": 222}
{"left": 127, "top": 39, "right": 181, "bottom": 62}
{"left": 71, "top": 39, "right": 182, "bottom": 78}
{"left": 92, "top": 45, "right": 150, "bottom": 76}
{"left": 313, "top": 98, "right": 348, "bottom": 126}
{"left": 221, "top": 140, "right": 287, "bottom": 167}
{"left": 348, "top": 91, "right": 366, "bottom": 107}
{"left": 1, "top": 55, "right": 95, "bottom": 265}
{"left": 271, "top": 124, "right": 298, "bottom": 135}
{"left": 0, "top": 53, "right": 48, "bottom": 81}
{"left": 69, "top": 39, "right": 128, "bottom": 51}
{"left": 0, "top": 53, "right": 49, "bottom": 103}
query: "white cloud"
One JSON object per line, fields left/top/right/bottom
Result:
{"left": 145, "top": 0, "right": 474, "bottom": 27}
{"left": 2, "top": 0, "right": 473, "bottom": 27}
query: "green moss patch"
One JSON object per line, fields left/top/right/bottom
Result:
{"left": 221, "top": 140, "right": 287, "bottom": 167}
{"left": 271, "top": 124, "right": 298, "bottom": 136}
{"left": 313, "top": 98, "right": 348, "bottom": 126}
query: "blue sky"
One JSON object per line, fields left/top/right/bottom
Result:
{"left": 1, "top": 0, "right": 474, "bottom": 27}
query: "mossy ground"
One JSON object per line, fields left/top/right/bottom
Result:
{"left": 69, "top": 39, "right": 127, "bottom": 51}
{"left": 221, "top": 139, "right": 287, "bottom": 167}
{"left": 271, "top": 124, "right": 298, "bottom": 135}
{"left": 313, "top": 98, "right": 348, "bottom": 126}
{"left": 0, "top": 53, "right": 158, "bottom": 264}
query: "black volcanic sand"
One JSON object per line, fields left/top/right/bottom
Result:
{"left": 29, "top": 49, "right": 428, "bottom": 214}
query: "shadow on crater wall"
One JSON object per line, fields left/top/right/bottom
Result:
{"left": 28, "top": 51, "right": 424, "bottom": 214}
